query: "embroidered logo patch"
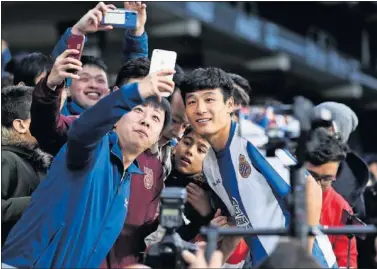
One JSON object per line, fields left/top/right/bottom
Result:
{"left": 238, "top": 154, "right": 251, "bottom": 178}
{"left": 144, "top": 167, "right": 154, "bottom": 190}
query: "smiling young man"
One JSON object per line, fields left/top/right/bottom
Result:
{"left": 180, "top": 67, "right": 337, "bottom": 268}
{"left": 2, "top": 68, "right": 175, "bottom": 268}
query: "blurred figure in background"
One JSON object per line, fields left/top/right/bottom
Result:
{"left": 12, "top": 52, "right": 53, "bottom": 87}
{"left": 358, "top": 154, "right": 377, "bottom": 269}
{"left": 1, "top": 85, "right": 52, "bottom": 245}
{"left": 306, "top": 128, "right": 357, "bottom": 268}
{"left": 312, "top": 102, "right": 369, "bottom": 219}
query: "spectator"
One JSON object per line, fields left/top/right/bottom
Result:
{"left": 312, "top": 102, "right": 369, "bottom": 219}
{"left": 60, "top": 55, "right": 109, "bottom": 115}
{"left": 1, "top": 85, "right": 52, "bottom": 245}
{"left": 229, "top": 73, "right": 251, "bottom": 123}
{"left": 2, "top": 69, "right": 175, "bottom": 268}
{"left": 56, "top": 2, "right": 148, "bottom": 117}
{"left": 153, "top": 64, "right": 188, "bottom": 177}
{"left": 306, "top": 128, "right": 357, "bottom": 268}
{"left": 358, "top": 154, "right": 377, "bottom": 269}
{"left": 114, "top": 57, "right": 151, "bottom": 88}
{"left": 165, "top": 126, "right": 217, "bottom": 241}
{"left": 229, "top": 73, "right": 251, "bottom": 110}
{"left": 29, "top": 49, "right": 167, "bottom": 267}
{"left": 115, "top": 58, "right": 188, "bottom": 179}
{"left": 12, "top": 52, "right": 53, "bottom": 86}
{"left": 180, "top": 67, "right": 335, "bottom": 268}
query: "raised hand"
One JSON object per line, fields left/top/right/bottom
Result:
{"left": 124, "top": 1, "right": 147, "bottom": 36}
{"left": 182, "top": 242, "right": 223, "bottom": 269}
{"left": 71, "top": 2, "right": 116, "bottom": 36}
{"left": 210, "top": 209, "right": 228, "bottom": 227}
{"left": 46, "top": 49, "right": 83, "bottom": 90}
{"left": 187, "top": 183, "right": 212, "bottom": 217}
{"left": 138, "top": 69, "right": 175, "bottom": 101}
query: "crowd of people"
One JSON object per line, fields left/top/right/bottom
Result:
{"left": 2, "top": 2, "right": 377, "bottom": 269}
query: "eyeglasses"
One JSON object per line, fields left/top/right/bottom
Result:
{"left": 308, "top": 170, "right": 335, "bottom": 183}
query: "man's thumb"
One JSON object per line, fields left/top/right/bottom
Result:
{"left": 214, "top": 209, "right": 221, "bottom": 217}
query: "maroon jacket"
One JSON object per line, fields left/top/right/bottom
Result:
{"left": 30, "top": 76, "right": 163, "bottom": 267}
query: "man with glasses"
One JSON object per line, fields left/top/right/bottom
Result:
{"left": 306, "top": 128, "right": 358, "bottom": 268}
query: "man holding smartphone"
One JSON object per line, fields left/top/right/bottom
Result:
{"left": 2, "top": 56, "right": 176, "bottom": 268}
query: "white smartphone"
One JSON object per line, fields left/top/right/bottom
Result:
{"left": 149, "top": 49, "right": 177, "bottom": 97}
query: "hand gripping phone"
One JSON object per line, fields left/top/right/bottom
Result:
{"left": 149, "top": 49, "right": 177, "bottom": 97}
{"left": 101, "top": 9, "right": 137, "bottom": 29}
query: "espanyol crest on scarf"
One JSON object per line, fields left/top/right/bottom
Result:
{"left": 143, "top": 166, "right": 154, "bottom": 190}
{"left": 239, "top": 154, "right": 251, "bottom": 178}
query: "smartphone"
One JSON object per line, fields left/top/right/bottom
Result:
{"left": 67, "top": 35, "right": 85, "bottom": 74}
{"left": 149, "top": 49, "right": 177, "bottom": 97}
{"left": 101, "top": 9, "right": 137, "bottom": 29}
{"left": 341, "top": 209, "right": 367, "bottom": 239}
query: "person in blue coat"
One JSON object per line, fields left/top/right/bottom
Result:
{"left": 1, "top": 64, "right": 176, "bottom": 268}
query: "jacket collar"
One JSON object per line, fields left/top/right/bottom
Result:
{"left": 61, "top": 98, "right": 86, "bottom": 116}
{"left": 108, "top": 131, "right": 144, "bottom": 175}
{"left": 1, "top": 127, "right": 52, "bottom": 170}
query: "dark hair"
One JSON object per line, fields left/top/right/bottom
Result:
{"left": 81, "top": 55, "right": 108, "bottom": 72}
{"left": 173, "top": 64, "right": 185, "bottom": 88}
{"left": 13, "top": 52, "right": 53, "bottom": 86}
{"left": 115, "top": 58, "right": 150, "bottom": 87}
{"left": 180, "top": 67, "right": 234, "bottom": 103}
{"left": 5, "top": 52, "right": 30, "bottom": 75}
{"left": 306, "top": 128, "right": 349, "bottom": 166}
{"left": 142, "top": 96, "right": 172, "bottom": 134}
{"left": 1, "top": 85, "right": 33, "bottom": 128}
{"left": 183, "top": 125, "right": 195, "bottom": 137}
{"left": 257, "top": 239, "right": 322, "bottom": 269}
{"left": 229, "top": 73, "right": 251, "bottom": 106}
{"left": 165, "top": 64, "right": 185, "bottom": 103}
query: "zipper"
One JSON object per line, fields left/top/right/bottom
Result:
{"left": 117, "top": 169, "right": 127, "bottom": 194}
{"left": 84, "top": 153, "right": 127, "bottom": 267}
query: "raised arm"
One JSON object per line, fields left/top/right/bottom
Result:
{"left": 67, "top": 68, "right": 176, "bottom": 169}
{"left": 122, "top": 2, "right": 149, "bottom": 61}
{"left": 51, "top": 2, "right": 116, "bottom": 60}
{"left": 30, "top": 49, "right": 82, "bottom": 156}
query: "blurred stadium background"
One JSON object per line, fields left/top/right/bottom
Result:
{"left": 2, "top": 1, "right": 377, "bottom": 153}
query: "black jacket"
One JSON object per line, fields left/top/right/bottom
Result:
{"left": 357, "top": 181, "right": 377, "bottom": 269}
{"left": 333, "top": 151, "right": 369, "bottom": 218}
{"left": 1, "top": 132, "right": 52, "bottom": 244}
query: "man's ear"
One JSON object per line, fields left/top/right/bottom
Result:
{"left": 113, "top": 86, "right": 119, "bottom": 92}
{"left": 226, "top": 96, "right": 235, "bottom": 114}
{"left": 12, "top": 119, "right": 28, "bottom": 134}
{"left": 17, "top": 81, "right": 26, "bottom": 86}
